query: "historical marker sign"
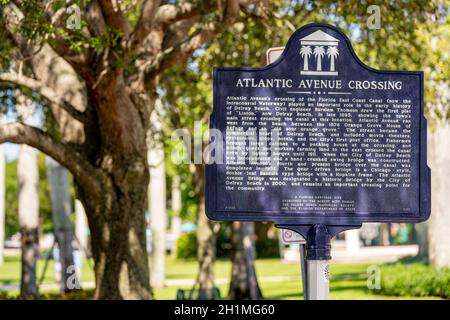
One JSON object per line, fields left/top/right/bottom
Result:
{"left": 205, "top": 23, "right": 430, "bottom": 226}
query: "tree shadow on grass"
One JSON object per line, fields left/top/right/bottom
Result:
{"left": 166, "top": 274, "right": 196, "bottom": 279}
{"left": 332, "top": 273, "right": 366, "bottom": 281}
{"left": 266, "top": 292, "right": 303, "bottom": 300}
{"left": 330, "top": 284, "right": 366, "bottom": 292}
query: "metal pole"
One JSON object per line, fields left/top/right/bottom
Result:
{"left": 299, "top": 243, "right": 308, "bottom": 300}
{"left": 307, "top": 259, "right": 330, "bottom": 300}
{"left": 305, "top": 224, "right": 331, "bottom": 300}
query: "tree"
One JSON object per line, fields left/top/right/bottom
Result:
{"left": 0, "top": 124, "right": 4, "bottom": 265}
{"left": 228, "top": 221, "right": 262, "bottom": 300}
{"left": 428, "top": 118, "right": 450, "bottom": 267}
{"left": 379, "top": 224, "right": 390, "bottom": 246}
{"left": 3, "top": 153, "right": 53, "bottom": 240}
{"left": 74, "top": 199, "right": 89, "bottom": 278}
{"left": 422, "top": 9, "right": 450, "bottom": 268}
{"left": 170, "top": 175, "right": 182, "bottom": 256}
{"left": 46, "top": 156, "right": 78, "bottom": 293}
{"left": 148, "top": 102, "right": 167, "bottom": 289}
{"left": 0, "top": 0, "right": 270, "bottom": 299}
{"left": 16, "top": 94, "right": 40, "bottom": 298}
{"left": 194, "top": 164, "right": 217, "bottom": 297}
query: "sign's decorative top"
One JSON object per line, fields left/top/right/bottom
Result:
{"left": 206, "top": 23, "right": 430, "bottom": 226}
{"left": 300, "top": 30, "right": 340, "bottom": 76}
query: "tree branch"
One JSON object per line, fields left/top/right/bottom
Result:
{"left": 0, "top": 72, "right": 88, "bottom": 122}
{"left": 129, "top": 1, "right": 217, "bottom": 52}
{"left": 155, "top": 1, "right": 211, "bottom": 26}
{"left": 161, "top": 15, "right": 200, "bottom": 51}
{"left": 128, "top": 0, "right": 162, "bottom": 50}
{"left": 0, "top": 122, "right": 102, "bottom": 193}
{"left": 97, "top": 0, "right": 131, "bottom": 38}
{"left": 144, "top": 0, "right": 241, "bottom": 77}
{"left": 85, "top": 1, "right": 107, "bottom": 37}
{"left": 1, "top": 2, "right": 91, "bottom": 81}
{"left": 46, "top": 35, "right": 90, "bottom": 76}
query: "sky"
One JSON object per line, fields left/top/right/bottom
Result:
{"left": 4, "top": 144, "right": 18, "bottom": 162}
{"left": 2, "top": 104, "right": 40, "bottom": 162}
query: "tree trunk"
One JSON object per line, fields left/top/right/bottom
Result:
{"left": 193, "top": 165, "right": 217, "bottom": 298}
{"left": 148, "top": 106, "right": 167, "bottom": 288}
{"left": 78, "top": 178, "right": 151, "bottom": 299}
{"left": 71, "top": 101, "right": 152, "bottom": 299}
{"left": 17, "top": 96, "right": 40, "bottom": 298}
{"left": 415, "top": 222, "right": 428, "bottom": 262}
{"left": 196, "top": 192, "right": 216, "bottom": 297}
{"left": 46, "top": 156, "right": 78, "bottom": 293}
{"left": 254, "top": 222, "right": 272, "bottom": 241}
{"left": 77, "top": 93, "right": 152, "bottom": 299}
{"left": 0, "top": 132, "right": 5, "bottom": 265}
{"left": 428, "top": 124, "right": 450, "bottom": 267}
{"left": 379, "top": 223, "right": 390, "bottom": 246}
{"left": 70, "top": 70, "right": 153, "bottom": 299}
{"left": 228, "top": 221, "right": 263, "bottom": 300}
{"left": 74, "top": 122, "right": 152, "bottom": 300}
{"left": 171, "top": 175, "right": 182, "bottom": 257}
{"left": 345, "top": 229, "right": 360, "bottom": 254}
{"left": 75, "top": 199, "right": 88, "bottom": 278}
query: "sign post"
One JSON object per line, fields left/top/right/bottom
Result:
{"left": 305, "top": 224, "right": 330, "bottom": 300}
{"left": 280, "top": 228, "right": 308, "bottom": 299}
{"left": 205, "top": 23, "right": 431, "bottom": 300}
{"left": 300, "top": 244, "right": 308, "bottom": 299}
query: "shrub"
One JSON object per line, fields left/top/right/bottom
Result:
{"left": 377, "top": 263, "right": 450, "bottom": 299}
{"left": 176, "top": 232, "right": 198, "bottom": 259}
{"left": 255, "top": 239, "right": 280, "bottom": 258}
{"left": 175, "top": 229, "right": 232, "bottom": 259}
{"left": 175, "top": 228, "right": 278, "bottom": 259}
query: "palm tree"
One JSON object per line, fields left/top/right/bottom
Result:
{"left": 16, "top": 93, "right": 39, "bottom": 298}
{"left": 0, "top": 128, "right": 4, "bottom": 266}
{"left": 300, "top": 45, "right": 312, "bottom": 71}
{"left": 148, "top": 102, "right": 167, "bottom": 289}
{"left": 313, "top": 46, "right": 325, "bottom": 71}
{"left": 326, "top": 46, "right": 339, "bottom": 72}
{"left": 46, "top": 156, "right": 78, "bottom": 293}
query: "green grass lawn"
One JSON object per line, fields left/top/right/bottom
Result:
{"left": 0, "top": 255, "right": 441, "bottom": 300}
